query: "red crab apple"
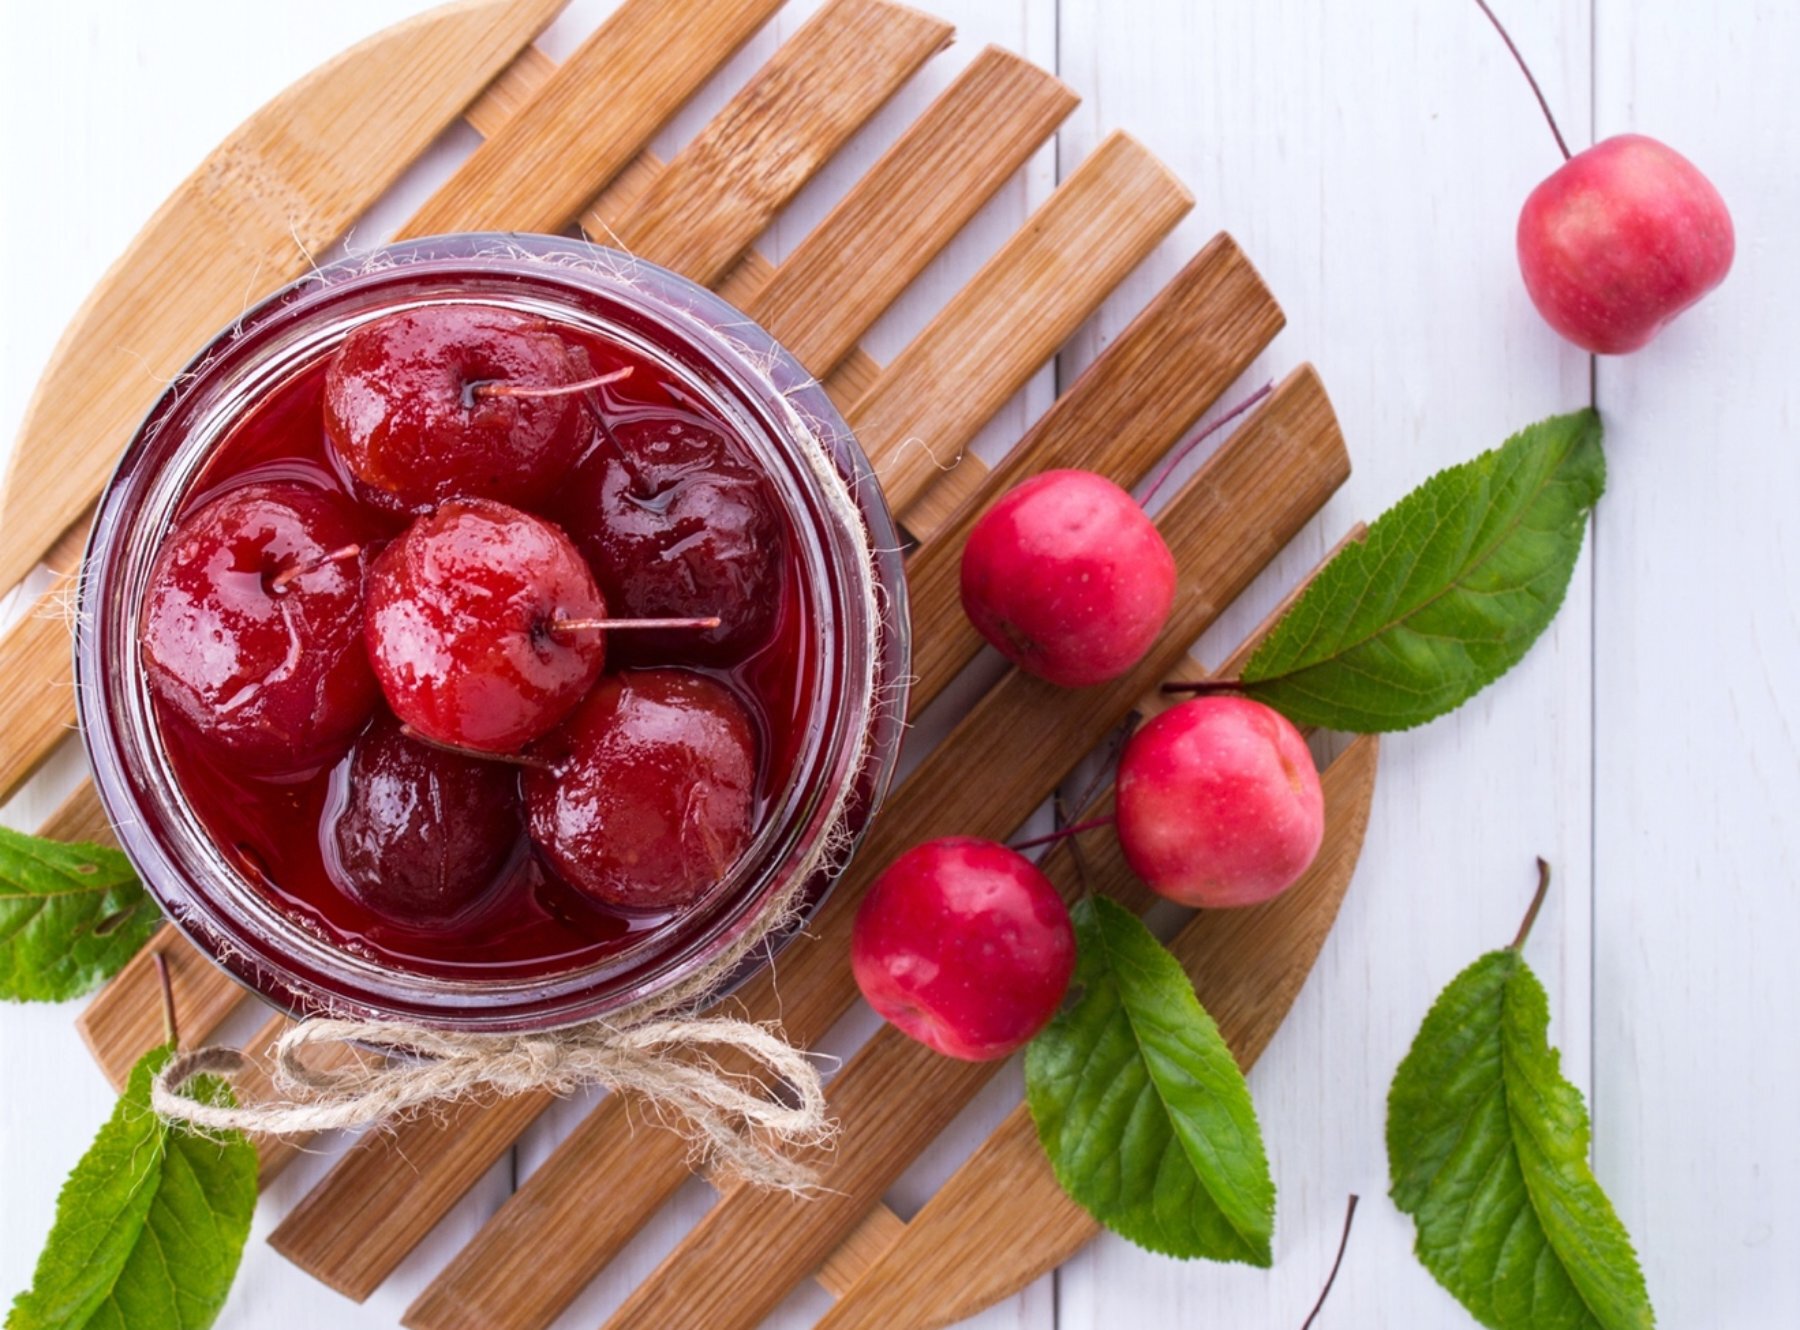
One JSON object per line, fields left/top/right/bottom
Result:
{"left": 362, "top": 498, "right": 609, "bottom": 753}
{"left": 1518, "top": 134, "right": 1734, "bottom": 354}
{"left": 141, "top": 481, "right": 376, "bottom": 771}
{"left": 851, "top": 836, "right": 1076, "bottom": 1062}
{"left": 1115, "top": 696, "right": 1324, "bottom": 909}
{"left": 960, "top": 469, "right": 1176, "bottom": 687}
{"left": 524, "top": 669, "right": 758, "bottom": 911}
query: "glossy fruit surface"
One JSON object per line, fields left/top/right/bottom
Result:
{"left": 960, "top": 469, "right": 1176, "bottom": 687}
{"left": 325, "top": 716, "right": 524, "bottom": 921}
{"left": 525, "top": 669, "right": 759, "bottom": 910}
{"left": 851, "top": 836, "right": 1076, "bottom": 1061}
{"left": 1518, "top": 134, "right": 1734, "bottom": 354}
{"left": 558, "top": 412, "right": 783, "bottom": 665}
{"left": 1115, "top": 695, "right": 1324, "bottom": 909}
{"left": 363, "top": 498, "right": 606, "bottom": 752}
{"left": 324, "top": 303, "right": 596, "bottom": 510}
{"left": 143, "top": 480, "right": 376, "bottom": 770}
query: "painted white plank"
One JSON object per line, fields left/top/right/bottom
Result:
{"left": 1592, "top": 2, "right": 1800, "bottom": 1326}
{"left": 1051, "top": 0, "right": 1595, "bottom": 1326}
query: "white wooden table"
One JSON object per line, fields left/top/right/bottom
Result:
{"left": 2, "top": 1, "right": 1794, "bottom": 1326}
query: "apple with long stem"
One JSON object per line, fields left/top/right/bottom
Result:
{"left": 1478, "top": 0, "right": 1733, "bottom": 353}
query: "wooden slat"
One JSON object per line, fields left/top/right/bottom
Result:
{"left": 610, "top": 0, "right": 954, "bottom": 287}
{"left": 595, "top": 371, "right": 1349, "bottom": 1330}
{"left": 817, "top": 735, "right": 1381, "bottom": 1330}
{"left": 849, "top": 131, "right": 1193, "bottom": 514}
{"left": 0, "top": 517, "right": 90, "bottom": 802}
{"left": 745, "top": 45, "right": 1076, "bottom": 376}
{"left": 74, "top": 926, "right": 245, "bottom": 1091}
{"left": 401, "top": 0, "right": 783, "bottom": 237}
{"left": 0, "top": 0, "right": 569, "bottom": 596}
{"left": 404, "top": 367, "right": 1348, "bottom": 1330}
{"left": 231, "top": 1010, "right": 370, "bottom": 1186}
{"left": 811, "top": 1205, "right": 909, "bottom": 1300}
{"left": 902, "top": 233, "right": 1285, "bottom": 711}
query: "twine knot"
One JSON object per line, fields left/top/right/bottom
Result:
{"left": 153, "top": 1014, "right": 837, "bottom": 1192}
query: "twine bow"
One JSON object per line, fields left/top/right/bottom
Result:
{"left": 152, "top": 1015, "right": 836, "bottom": 1192}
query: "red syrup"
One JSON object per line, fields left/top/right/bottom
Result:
{"left": 152, "top": 314, "right": 816, "bottom": 981}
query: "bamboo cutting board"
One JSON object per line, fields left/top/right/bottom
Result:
{"left": 1, "top": 2, "right": 1379, "bottom": 1325}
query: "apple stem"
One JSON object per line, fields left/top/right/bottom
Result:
{"left": 1139, "top": 380, "right": 1274, "bottom": 509}
{"left": 154, "top": 951, "right": 179, "bottom": 1049}
{"left": 1300, "top": 1194, "right": 1360, "bottom": 1330}
{"left": 268, "top": 543, "right": 361, "bottom": 593}
{"left": 470, "top": 365, "right": 635, "bottom": 402}
{"left": 1473, "top": 0, "right": 1573, "bottom": 161}
{"left": 398, "top": 724, "right": 552, "bottom": 770}
{"left": 1160, "top": 678, "right": 1244, "bottom": 697}
{"left": 549, "top": 615, "right": 723, "bottom": 634}
{"left": 1511, "top": 857, "right": 1552, "bottom": 951}
{"left": 1010, "top": 814, "right": 1116, "bottom": 852}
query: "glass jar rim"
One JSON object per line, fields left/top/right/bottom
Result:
{"left": 74, "top": 235, "right": 911, "bottom": 1031}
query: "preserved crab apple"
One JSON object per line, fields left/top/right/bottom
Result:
{"left": 362, "top": 498, "right": 612, "bottom": 754}
{"left": 141, "top": 480, "right": 376, "bottom": 771}
{"left": 324, "top": 715, "right": 525, "bottom": 922}
{"left": 323, "top": 303, "right": 610, "bottom": 511}
{"left": 557, "top": 411, "right": 784, "bottom": 665}
{"left": 525, "top": 669, "right": 759, "bottom": 912}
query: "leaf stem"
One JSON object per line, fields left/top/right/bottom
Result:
{"left": 1511, "top": 857, "right": 1552, "bottom": 951}
{"left": 1472, "top": 0, "right": 1572, "bottom": 161}
{"left": 153, "top": 951, "right": 178, "bottom": 1049}
{"left": 1301, "top": 1194, "right": 1360, "bottom": 1330}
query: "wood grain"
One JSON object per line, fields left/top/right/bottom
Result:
{"left": 745, "top": 45, "right": 1076, "bottom": 376}
{"left": 399, "top": 0, "right": 782, "bottom": 237}
{"left": 0, "top": 0, "right": 568, "bottom": 596}
{"left": 902, "top": 233, "right": 1284, "bottom": 711}
{"left": 608, "top": 0, "right": 954, "bottom": 287}
{"left": 848, "top": 130, "right": 1194, "bottom": 515}
{"left": 818, "top": 734, "right": 1379, "bottom": 1330}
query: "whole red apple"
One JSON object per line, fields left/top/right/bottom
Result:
{"left": 960, "top": 469, "right": 1176, "bottom": 688}
{"left": 1115, "top": 696, "right": 1324, "bottom": 909}
{"left": 851, "top": 836, "right": 1076, "bottom": 1061}
{"left": 1518, "top": 133, "right": 1733, "bottom": 354}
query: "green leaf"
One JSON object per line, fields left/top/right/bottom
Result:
{"left": 1240, "top": 408, "right": 1605, "bottom": 732}
{"left": 8, "top": 1045, "right": 257, "bottom": 1330}
{"left": 1387, "top": 947, "right": 1655, "bottom": 1330}
{"left": 0, "top": 826, "right": 159, "bottom": 1002}
{"left": 1025, "top": 895, "right": 1274, "bottom": 1264}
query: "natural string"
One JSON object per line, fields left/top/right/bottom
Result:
{"left": 152, "top": 241, "right": 885, "bottom": 1191}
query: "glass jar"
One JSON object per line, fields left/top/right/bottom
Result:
{"left": 75, "top": 235, "right": 910, "bottom": 1031}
